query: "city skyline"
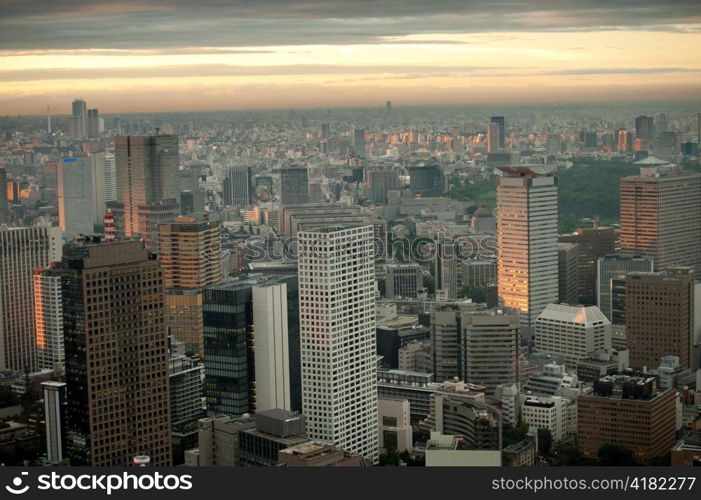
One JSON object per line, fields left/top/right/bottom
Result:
{"left": 2, "top": 0, "right": 701, "bottom": 114}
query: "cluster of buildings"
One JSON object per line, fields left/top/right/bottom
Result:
{"left": 0, "top": 104, "right": 700, "bottom": 467}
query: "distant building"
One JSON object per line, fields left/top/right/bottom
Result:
{"left": 576, "top": 349, "right": 630, "bottom": 383}
{"left": 557, "top": 242, "right": 579, "bottom": 305}
{"left": 57, "top": 156, "right": 95, "bottom": 239}
{"left": 0, "top": 167, "right": 10, "bottom": 224}
{"left": 596, "top": 253, "right": 654, "bottom": 322}
{"left": 222, "top": 166, "right": 253, "bottom": 208}
{"left": 462, "top": 259, "right": 497, "bottom": 288}
{"left": 279, "top": 167, "right": 310, "bottom": 204}
{"left": 33, "top": 266, "right": 65, "bottom": 371}
{"left": 407, "top": 165, "right": 444, "bottom": 197}
{"left": 385, "top": 262, "right": 423, "bottom": 299}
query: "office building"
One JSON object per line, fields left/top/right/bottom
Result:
{"left": 522, "top": 396, "right": 568, "bottom": 442}
{"left": 578, "top": 374, "right": 676, "bottom": 461}
{"left": 558, "top": 224, "right": 618, "bottom": 305}
{"left": 60, "top": 239, "right": 172, "bottom": 466}
{"left": 378, "top": 398, "right": 412, "bottom": 453}
{"left": 279, "top": 167, "right": 309, "bottom": 204}
{"left": 71, "top": 99, "right": 87, "bottom": 139}
{"left": 557, "top": 242, "right": 579, "bottom": 305}
{"left": 625, "top": 268, "right": 695, "bottom": 369}
{"left": 497, "top": 166, "right": 558, "bottom": 331}
{"left": 407, "top": 165, "right": 444, "bottom": 197}
{"left": 42, "top": 381, "right": 67, "bottom": 463}
{"left": 185, "top": 415, "right": 255, "bottom": 466}
{"left": 223, "top": 166, "right": 253, "bottom": 208}
{"left": 462, "top": 259, "right": 497, "bottom": 288}
{"left": 385, "top": 262, "right": 423, "bottom": 300}
{"left": 490, "top": 116, "right": 506, "bottom": 150}
{"left": 535, "top": 304, "right": 611, "bottom": 368}
{"left": 253, "top": 283, "right": 291, "bottom": 411}
{"left": 635, "top": 115, "right": 655, "bottom": 142}
{"left": 620, "top": 166, "right": 701, "bottom": 274}
{"left": 277, "top": 442, "right": 366, "bottom": 466}
{"left": 365, "top": 167, "right": 400, "bottom": 204}
{"left": 596, "top": 253, "right": 654, "bottom": 321}
{"left": 169, "top": 355, "right": 205, "bottom": 426}
{"left": 298, "top": 225, "right": 379, "bottom": 463}
{"left": 159, "top": 216, "right": 222, "bottom": 354}
{"left": 377, "top": 370, "right": 434, "bottom": 424}
{"left": 0, "top": 166, "right": 9, "bottom": 224}
{"left": 33, "top": 266, "right": 64, "bottom": 371}
{"left": 57, "top": 156, "right": 95, "bottom": 239}
{"left": 461, "top": 309, "right": 519, "bottom": 394}
{"left": 576, "top": 349, "right": 630, "bottom": 383}
{"left": 103, "top": 153, "right": 117, "bottom": 203}
{"left": 238, "top": 409, "right": 308, "bottom": 466}
{"left": 435, "top": 239, "right": 457, "bottom": 301}
{"left": 353, "top": 129, "right": 366, "bottom": 156}
{"left": 87, "top": 108, "right": 99, "bottom": 138}
{"left": 115, "top": 134, "right": 180, "bottom": 238}
{"left": 0, "top": 226, "right": 62, "bottom": 371}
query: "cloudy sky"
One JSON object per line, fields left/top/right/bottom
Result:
{"left": 1, "top": 0, "right": 700, "bottom": 114}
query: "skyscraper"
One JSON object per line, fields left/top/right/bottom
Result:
{"left": 407, "top": 165, "right": 444, "bottom": 197}
{"left": 115, "top": 134, "right": 180, "bottom": 238}
{"left": 298, "top": 225, "right": 379, "bottom": 463}
{"left": 625, "top": 268, "right": 696, "bottom": 369}
{"left": 557, "top": 242, "right": 579, "bottom": 305}
{"left": 497, "top": 165, "right": 558, "bottom": 331}
{"left": 490, "top": 116, "right": 506, "bottom": 149}
{"left": 43, "top": 381, "right": 67, "bottom": 463}
{"left": 87, "top": 108, "right": 99, "bottom": 138}
{"left": 0, "top": 226, "right": 62, "bottom": 371}
{"left": 103, "top": 152, "right": 117, "bottom": 202}
{"left": 365, "top": 167, "right": 400, "bottom": 204}
{"left": 279, "top": 167, "right": 309, "bottom": 204}
{"left": 222, "top": 166, "right": 253, "bottom": 208}
{"left": 57, "top": 157, "right": 95, "bottom": 239}
{"left": 60, "top": 239, "right": 172, "bottom": 466}
{"left": 71, "top": 99, "right": 87, "bottom": 139}
{"left": 159, "top": 216, "right": 222, "bottom": 354}
{"left": 620, "top": 166, "right": 701, "bottom": 274}
{"left": 596, "top": 253, "right": 654, "bottom": 321}
{"left": 33, "top": 266, "right": 65, "bottom": 371}
{"left": 0, "top": 166, "right": 9, "bottom": 225}
{"left": 353, "top": 129, "right": 366, "bottom": 157}
{"left": 635, "top": 115, "right": 655, "bottom": 141}
{"left": 435, "top": 239, "right": 457, "bottom": 301}
{"left": 558, "top": 223, "right": 618, "bottom": 305}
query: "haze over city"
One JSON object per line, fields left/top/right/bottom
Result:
{"left": 2, "top": 0, "right": 701, "bottom": 114}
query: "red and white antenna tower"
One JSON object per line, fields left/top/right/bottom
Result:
{"left": 104, "top": 208, "right": 116, "bottom": 242}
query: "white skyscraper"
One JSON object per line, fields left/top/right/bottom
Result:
{"left": 57, "top": 157, "right": 95, "bottom": 239}
{"left": 103, "top": 153, "right": 118, "bottom": 202}
{"left": 298, "top": 225, "right": 379, "bottom": 463}
{"left": 43, "top": 381, "right": 67, "bottom": 463}
{"left": 497, "top": 165, "right": 558, "bottom": 332}
{"left": 33, "top": 267, "right": 65, "bottom": 371}
{"left": 89, "top": 152, "right": 106, "bottom": 226}
{"left": 0, "top": 226, "right": 62, "bottom": 371}
{"left": 253, "top": 283, "right": 291, "bottom": 412}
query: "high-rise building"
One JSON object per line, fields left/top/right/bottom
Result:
{"left": 298, "top": 225, "right": 379, "bottom": 463}
{"left": 0, "top": 226, "right": 62, "bottom": 371}
{"left": 497, "top": 166, "right": 558, "bottom": 331}
{"left": 558, "top": 224, "right": 618, "bottom": 305}
{"left": 596, "top": 253, "right": 654, "bottom": 321}
{"left": 222, "top": 166, "right": 253, "bottom": 208}
{"left": 60, "top": 239, "right": 172, "bottom": 466}
{"left": 578, "top": 374, "right": 676, "bottom": 461}
{"left": 71, "top": 99, "right": 87, "bottom": 139}
{"left": 617, "top": 130, "right": 633, "bottom": 153}
{"left": 620, "top": 166, "right": 701, "bottom": 274}
{"left": 462, "top": 259, "right": 497, "bottom": 288}
{"left": 625, "top": 268, "right": 696, "bottom": 369}
{"left": 159, "top": 216, "right": 222, "bottom": 354}
{"left": 103, "top": 153, "right": 117, "bottom": 203}
{"left": 557, "top": 242, "right": 579, "bottom": 305}
{"left": 87, "top": 108, "right": 99, "bottom": 138}
{"left": 252, "top": 283, "right": 291, "bottom": 411}
{"left": 435, "top": 239, "right": 457, "bottom": 301}
{"left": 487, "top": 122, "right": 500, "bottom": 154}
{"left": 136, "top": 199, "right": 180, "bottom": 251}
{"left": 57, "top": 157, "right": 95, "bottom": 239}
{"left": 635, "top": 115, "right": 655, "bottom": 141}
{"left": 33, "top": 266, "right": 64, "bottom": 371}
{"left": 407, "top": 165, "right": 444, "bottom": 197}
{"left": 490, "top": 116, "right": 506, "bottom": 150}
{"left": 0, "top": 166, "right": 9, "bottom": 225}
{"left": 353, "top": 129, "right": 366, "bottom": 157}
{"left": 535, "top": 304, "right": 612, "bottom": 369}
{"left": 42, "top": 381, "right": 67, "bottom": 463}
{"left": 279, "top": 167, "right": 309, "bottom": 205}
{"left": 365, "top": 167, "right": 400, "bottom": 204}
{"left": 385, "top": 262, "right": 423, "bottom": 300}
{"left": 461, "top": 309, "right": 519, "bottom": 394}
{"left": 115, "top": 135, "right": 180, "bottom": 238}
